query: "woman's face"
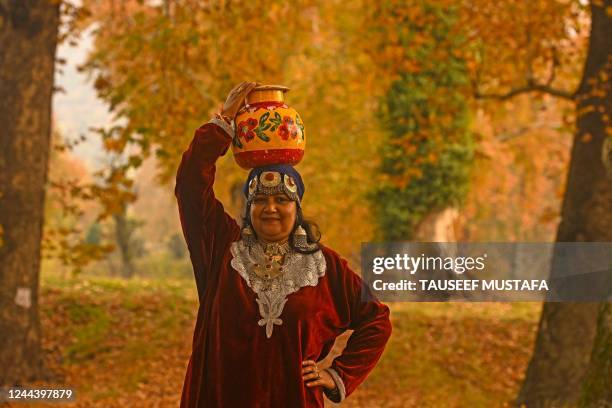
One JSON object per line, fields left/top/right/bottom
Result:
{"left": 249, "top": 193, "right": 297, "bottom": 243}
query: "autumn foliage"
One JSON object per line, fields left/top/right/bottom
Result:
{"left": 29, "top": 0, "right": 610, "bottom": 406}
{"left": 47, "top": 0, "right": 593, "bottom": 264}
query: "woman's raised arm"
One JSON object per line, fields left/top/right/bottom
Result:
{"left": 175, "top": 121, "right": 240, "bottom": 301}
{"left": 175, "top": 82, "right": 257, "bottom": 301}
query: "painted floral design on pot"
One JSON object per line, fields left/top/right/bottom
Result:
{"left": 279, "top": 116, "right": 301, "bottom": 140}
{"left": 237, "top": 117, "right": 258, "bottom": 143}
{"left": 232, "top": 85, "right": 306, "bottom": 169}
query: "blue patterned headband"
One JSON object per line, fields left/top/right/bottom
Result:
{"left": 243, "top": 164, "right": 305, "bottom": 207}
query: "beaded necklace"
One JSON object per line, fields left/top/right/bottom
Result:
{"left": 252, "top": 241, "right": 290, "bottom": 280}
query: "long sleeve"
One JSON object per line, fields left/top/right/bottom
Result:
{"left": 175, "top": 121, "right": 241, "bottom": 302}
{"left": 325, "top": 250, "right": 392, "bottom": 401}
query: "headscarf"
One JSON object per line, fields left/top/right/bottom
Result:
{"left": 243, "top": 164, "right": 305, "bottom": 207}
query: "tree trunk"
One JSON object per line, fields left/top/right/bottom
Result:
{"left": 0, "top": 0, "right": 60, "bottom": 385}
{"left": 517, "top": 2, "right": 612, "bottom": 406}
{"left": 579, "top": 302, "right": 612, "bottom": 407}
{"left": 414, "top": 207, "right": 458, "bottom": 242}
{"left": 113, "top": 207, "right": 136, "bottom": 278}
{"left": 414, "top": 207, "right": 459, "bottom": 301}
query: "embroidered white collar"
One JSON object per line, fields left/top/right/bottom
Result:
{"left": 230, "top": 240, "right": 326, "bottom": 338}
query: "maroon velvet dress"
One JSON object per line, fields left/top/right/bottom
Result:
{"left": 175, "top": 122, "right": 392, "bottom": 408}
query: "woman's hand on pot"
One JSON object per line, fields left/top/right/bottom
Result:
{"left": 301, "top": 360, "right": 336, "bottom": 390}
{"left": 221, "top": 81, "right": 259, "bottom": 119}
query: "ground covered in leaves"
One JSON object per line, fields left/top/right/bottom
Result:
{"left": 21, "top": 275, "right": 540, "bottom": 407}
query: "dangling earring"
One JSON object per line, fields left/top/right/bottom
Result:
{"left": 293, "top": 225, "right": 319, "bottom": 251}
{"left": 293, "top": 225, "right": 308, "bottom": 249}
{"left": 242, "top": 225, "right": 257, "bottom": 246}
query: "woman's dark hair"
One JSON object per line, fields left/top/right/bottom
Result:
{"left": 242, "top": 205, "right": 322, "bottom": 254}
{"left": 290, "top": 207, "right": 321, "bottom": 254}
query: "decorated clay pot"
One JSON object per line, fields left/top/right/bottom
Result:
{"left": 232, "top": 85, "right": 305, "bottom": 169}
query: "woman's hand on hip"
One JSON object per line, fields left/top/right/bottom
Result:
{"left": 301, "top": 360, "right": 336, "bottom": 390}
{"left": 221, "top": 81, "right": 259, "bottom": 119}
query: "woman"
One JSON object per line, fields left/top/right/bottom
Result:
{"left": 175, "top": 81, "right": 392, "bottom": 407}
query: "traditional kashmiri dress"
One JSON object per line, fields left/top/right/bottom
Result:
{"left": 175, "top": 120, "right": 392, "bottom": 408}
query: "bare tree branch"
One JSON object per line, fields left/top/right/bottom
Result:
{"left": 546, "top": 46, "right": 559, "bottom": 87}
{"left": 474, "top": 83, "right": 576, "bottom": 101}
{"left": 472, "top": 33, "right": 576, "bottom": 102}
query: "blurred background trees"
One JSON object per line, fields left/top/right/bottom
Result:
{"left": 369, "top": 1, "right": 474, "bottom": 241}
{"left": 0, "top": 0, "right": 609, "bottom": 404}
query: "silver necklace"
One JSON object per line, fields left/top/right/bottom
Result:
{"left": 252, "top": 241, "right": 290, "bottom": 280}
{"left": 230, "top": 239, "right": 326, "bottom": 338}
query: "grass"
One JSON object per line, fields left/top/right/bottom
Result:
{"left": 36, "top": 272, "right": 197, "bottom": 407}
{"left": 63, "top": 302, "right": 112, "bottom": 363}
{"left": 33, "top": 273, "right": 540, "bottom": 408}
{"left": 342, "top": 302, "right": 541, "bottom": 407}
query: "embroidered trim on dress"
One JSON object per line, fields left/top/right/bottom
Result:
{"left": 230, "top": 240, "right": 326, "bottom": 338}
{"left": 324, "top": 368, "right": 346, "bottom": 402}
{"left": 209, "top": 117, "right": 234, "bottom": 138}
